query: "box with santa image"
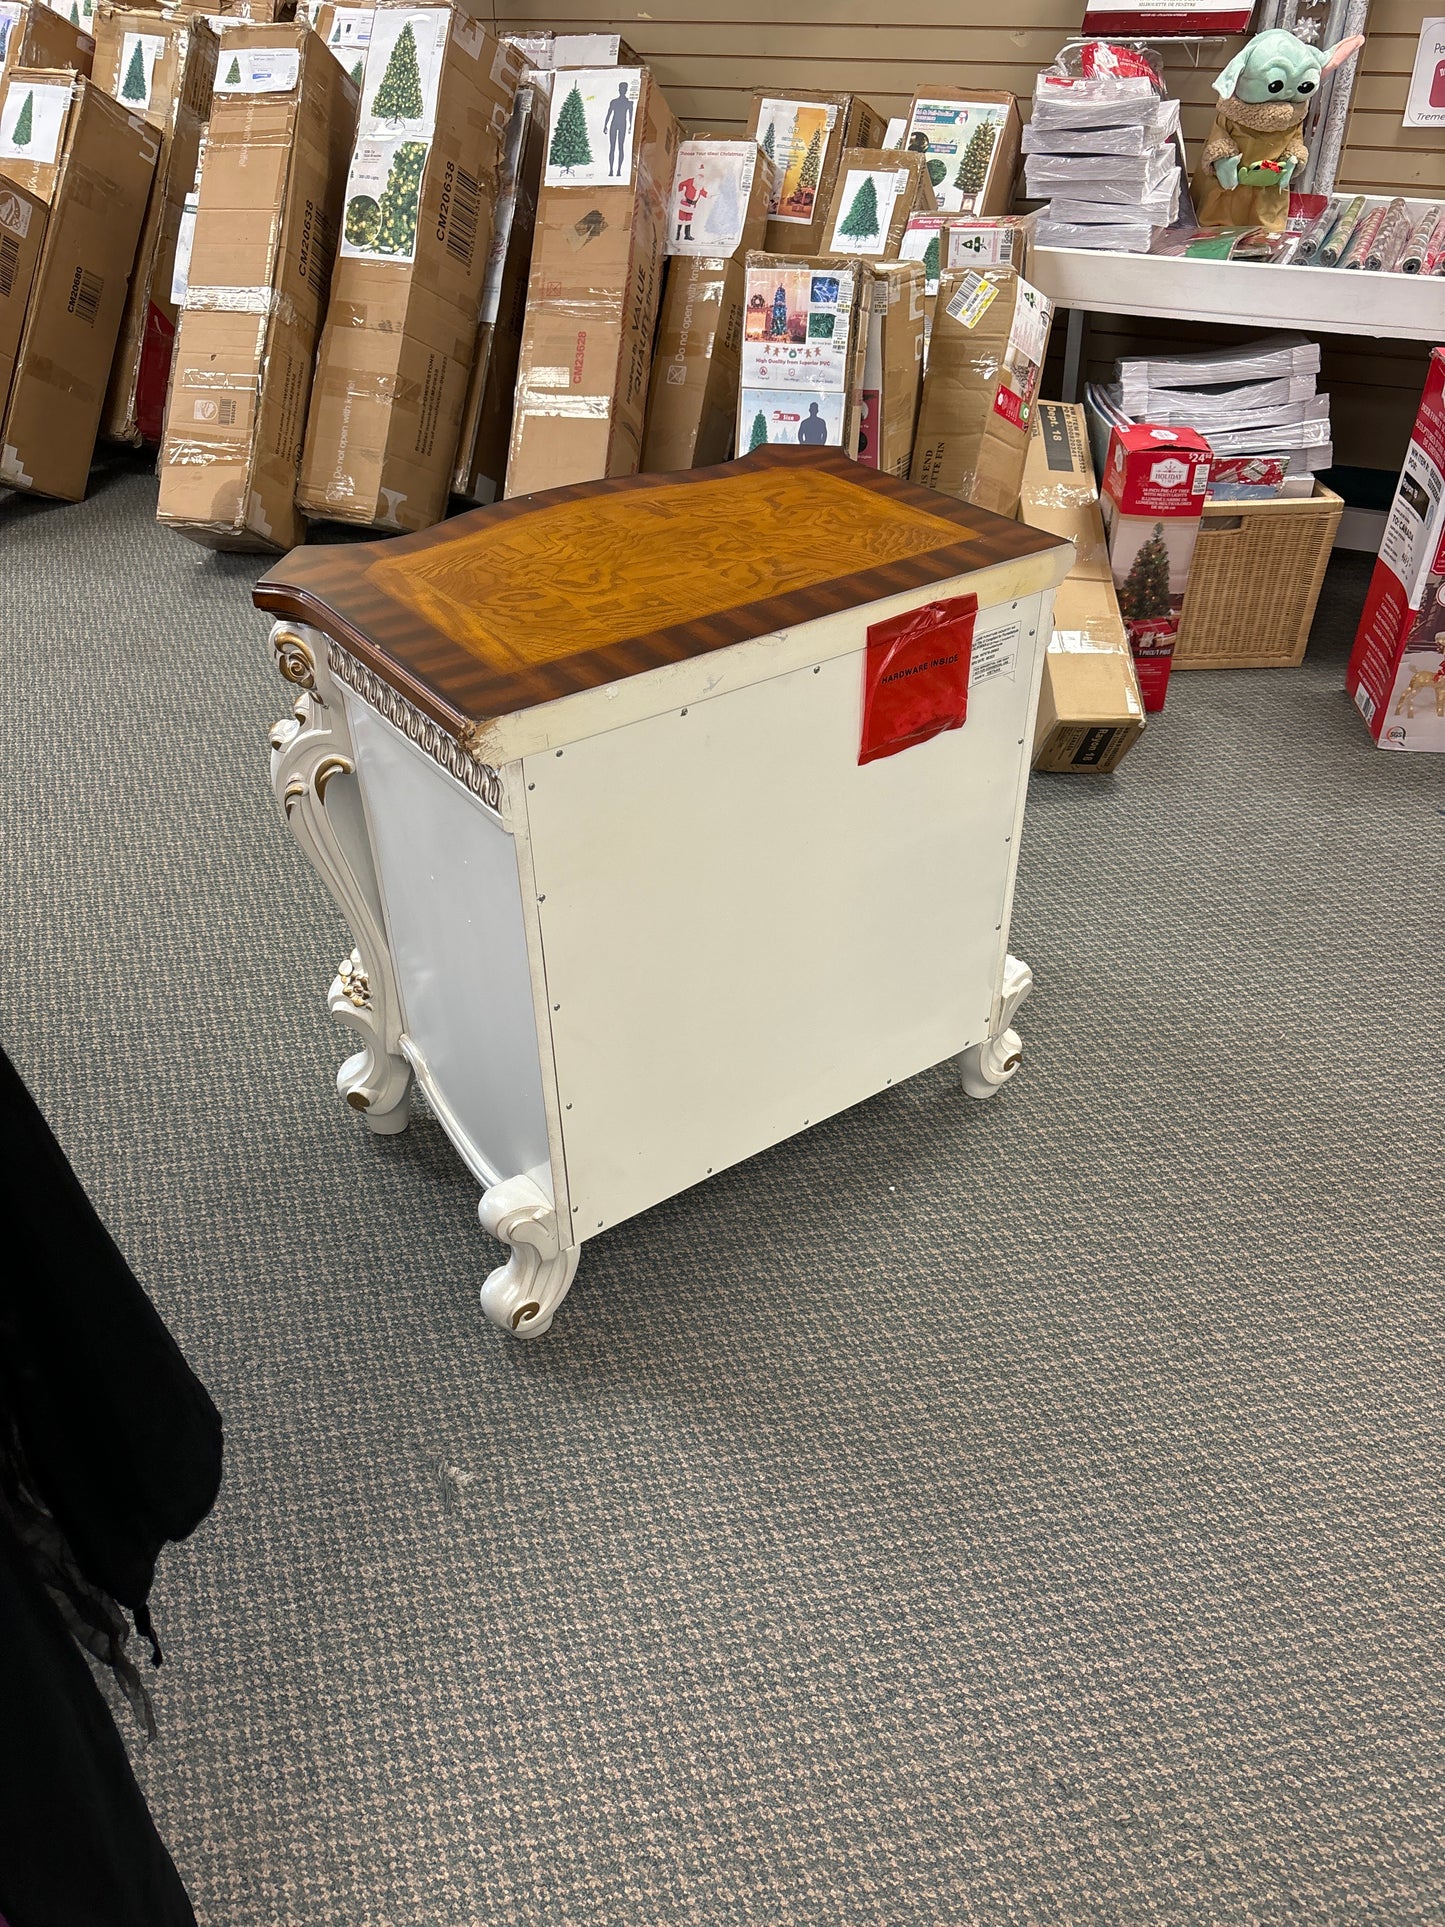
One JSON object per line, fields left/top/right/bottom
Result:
{"left": 1346, "top": 348, "right": 1445, "bottom": 753}
{"left": 1099, "top": 422, "right": 1212, "bottom": 712}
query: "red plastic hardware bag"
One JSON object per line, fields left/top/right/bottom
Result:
{"left": 858, "top": 594, "right": 977, "bottom": 765}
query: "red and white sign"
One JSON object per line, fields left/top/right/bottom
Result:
{"left": 1081, "top": 0, "right": 1255, "bottom": 35}
{"left": 1347, "top": 347, "right": 1445, "bottom": 751}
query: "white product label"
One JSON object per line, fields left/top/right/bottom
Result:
{"left": 215, "top": 47, "right": 300, "bottom": 94}
{"left": 543, "top": 66, "right": 642, "bottom": 188}
{"left": 882, "top": 116, "right": 907, "bottom": 150}
{"left": 340, "top": 134, "right": 430, "bottom": 263}
{"left": 1007, "top": 279, "right": 1051, "bottom": 365}
{"left": 1405, "top": 18, "right": 1445, "bottom": 129}
{"left": 754, "top": 96, "right": 838, "bottom": 225}
{"left": 970, "top": 619, "right": 1019, "bottom": 688}
{"left": 945, "top": 269, "right": 997, "bottom": 329}
{"left": 0, "top": 0, "right": 21, "bottom": 56}
{"left": 0, "top": 181, "right": 33, "bottom": 238}
{"left": 667, "top": 139, "right": 758, "bottom": 256}
{"left": 324, "top": 6, "right": 374, "bottom": 50}
{"left": 827, "top": 164, "right": 908, "bottom": 257}
{"left": 1381, "top": 436, "right": 1445, "bottom": 607}
{"left": 0, "top": 80, "right": 70, "bottom": 164}
{"left": 171, "top": 194, "right": 198, "bottom": 305}
{"left": 898, "top": 215, "right": 945, "bottom": 296}
{"left": 114, "top": 32, "right": 167, "bottom": 113}
{"left": 357, "top": 8, "right": 446, "bottom": 140}
{"left": 946, "top": 222, "right": 1021, "bottom": 268}
{"left": 739, "top": 387, "right": 846, "bottom": 449}
{"left": 905, "top": 98, "right": 1008, "bottom": 215}
{"left": 740, "top": 263, "right": 854, "bottom": 391}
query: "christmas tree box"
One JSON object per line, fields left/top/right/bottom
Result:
{"left": 903, "top": 91, "right": 1021, "bottom": 218}
{"left": 0, "top": 5, "right": 93, "bottom": 107}
{"left": 736, "top": 252, "right": 869, "bottom": 460}
{"left": 856, "top": 260, "right": 923, "bottom": 478}
{"left": 157, "top": 24, "right": 358, "bottom": 547}
{"left": 503, "top": 32, "right": 641, "bottom": 98}
{"left": 0, "top": 175, "right": 46, "bottom": 422}
{"left": 1346, "top": 348, "right": 1445, "bottom": 753}
{"left": 91, "top": 8, "right": 217, "bottom": 444}
{"left": 0, "top": 72, "right": 156, "bottom": 498}
{"left": 821, "top": 147, "right": 935, "bottom": 259}
{"left": 505, "top": 65, "right": 679, "bottom": 498}
{"left": 1099, "top": 421, "right": 1212, "bottom": 713}
{"left": 641, "top": 137, "right": 772, "bottom": 474}
{"left": 910, "top": 265, "right": 1053, "bottom": 518}
{"left": 746, "top": 90, "right": 886, "bottom": 257}
{"left": 1020, "top": 401, "right": 1144, "bottom": 774}
{"left": 297, "top": 7, "right": 525, "bottom": 530}
{"left": 451, "top": 74, "right": 544, "bottom": 504}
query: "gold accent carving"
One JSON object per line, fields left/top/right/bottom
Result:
{"left": 274, "top": 632, "right": 317, "bottom": 690}
{"left": 337, "top": 949, "right": 372, "bottom": 1010}
{"left": 313, "top": 755, "right": 352, "bottom": 802}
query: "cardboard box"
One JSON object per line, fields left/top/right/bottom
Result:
{"left": 298, "top": 7, "right": 522, "bottom": 529}
{"left": 1100, "top": 422, "right": 1212, "bottom": 713}
{"left": 737, "top": 250, "right": 868, "bottom": 459}
{"left": 503, "top": 30, "right": 640, "bottom": 96}
{"left": 506, "top": 64, "right": 678, "bottom": 499}
{"left": 158, "top": 24, "right": 357, "bottom": 548}
{"left": 1021, "top": 401, "right": 1145, "bottom": 773}
{"left": 0, "top": 4, "right": 93, "bottom": 103}
{"left": 0, "top": 72, "right": 155, "bottom": 498}
{"left": 1346, "top": 347, "right": 1445, "bottom": 752}
{"left": 857, "top": 259, "right": 923, "bottom": 477}
{"left": 910, "top": 264, "right": 1053, "bottom": 517}
{"left": 0, "top": 173, "right": 45, "bottom": 420}
{"left": 903, "top": 90, "right": 1021, "bottom": 217}
{"left": 746, "top": 89, "right": 886, "bottom": 256}
{"left": 452, "top": 75, "right": 543, "bottom": 503}
{"left": 92, "top": 8, "right": 217, "bottom": 443}
{"left": 945, "top": 213, "right": 1032, "bottom": 275}
{"left": 641, "top": 137, "right": 771, "bottom": 473}
{"left": 820, "top": 147, "right": 935, "bottom": 258}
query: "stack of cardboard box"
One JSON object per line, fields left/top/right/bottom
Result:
{"left": 0, "top": 70, "right": 157, "bottom": 498}
{"left": 641, "top": 137, "right": 771, "bottom": 473}
{"left": 745, "top": 89, "right": 886, "bottom": 257}
{"left": 506, "top": 63, "right": 677, "bottom": 498}
{"left": 157, "top": 23, "right": 358, "bottom": 547}
{"left": 736, "top": 251, "right": 870, "bottom": 459}
{"left": 0, "top": 3, "right": 94, "bottom": 97}
{"left": 1019, "top": 400, "right": 1145, "bottom": 774}
{"left": 92, "top": 6, "right": 217, "bottom": 445}
{"left": 297, "top": 5, "right": 523, "bottom": 530}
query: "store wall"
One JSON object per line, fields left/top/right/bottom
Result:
{"left": 493, "top": 0, "right": 1442, "bottom": 471}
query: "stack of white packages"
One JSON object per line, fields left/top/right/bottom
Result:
{"left": 1024, "top": 55, "right": 1181, "bottom": 254}
{"left": 1090, "top": 334, "right": 1332, "bottom": 497}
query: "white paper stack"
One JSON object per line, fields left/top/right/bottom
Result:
{"left": 1095, "top": 334, "right": 1334, "bottom": 496}
{"left": 1025, "top": 72, "right": 1181, "bottom": 254}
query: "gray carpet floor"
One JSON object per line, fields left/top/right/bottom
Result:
{"left": 2, "top": 454, "right": 1442, "bottom": 1925}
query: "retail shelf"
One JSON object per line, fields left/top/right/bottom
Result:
{"left": 1032, "top": 245, "right": 1445, "bottom": 343}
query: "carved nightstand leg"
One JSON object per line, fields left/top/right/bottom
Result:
{"left": 961, "top": 953, "right": 1033, "bottom": 1100}
{"left": 478, "top": 1176, "right": 581, "bottom": 1339}
{"left": 268, "top": 622, "right": 412, "bottom": 1133}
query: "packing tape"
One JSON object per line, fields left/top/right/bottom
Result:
{"left": 515, "top": 393, "right": 612, "bottom": 419}
{"left": 184, "top": 284, "right": 301, "bottom": 325}
{"left": 1050, "top": 620, "right": 1129, "bottom": 657}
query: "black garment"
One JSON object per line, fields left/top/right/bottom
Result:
{"left": 0, "top": 1047, "right": 223, "bottom": 1927}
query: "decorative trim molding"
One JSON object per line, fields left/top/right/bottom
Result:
{"left": 325, "top": 640, "right": 504, "bottom": 814}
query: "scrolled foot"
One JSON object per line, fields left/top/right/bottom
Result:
{"left": 961, "top": 952, "right": 1033, "bottom": 1100}
{"left": 329, "top": 951, "right": 412, "bottom": 1131}
{"left": 478, "top": 1176, "right": 580, "bottom": 1339}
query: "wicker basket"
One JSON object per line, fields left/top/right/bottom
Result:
{"left": 1173, "top": 482, "right": 1344, "bottom": 670}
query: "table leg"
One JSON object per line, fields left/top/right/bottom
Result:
{"left": 267, "top": 621, "right": 413, "bottom": 1133}
{"left": 960, "top": 953, "right": 1033, "bottom": 1099}
{"left": 478, "top": 1176, "right": 581, "bottom": 1338}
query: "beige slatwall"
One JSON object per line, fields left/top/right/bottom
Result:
{"left": 493, "top": 0, "right": 1443, "bottom": 467}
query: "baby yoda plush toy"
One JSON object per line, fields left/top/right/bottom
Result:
{"left": 1192, "top": 28, "right": 1365, "bottom": 234}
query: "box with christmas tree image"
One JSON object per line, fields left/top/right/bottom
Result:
{"left": 91, "top": 8, "right": 217, "bottom": 443}
{"left": 903, "top": 91, "right": 1021, "bottom": 218}
{"left": 1099, "top": 422, "right": 1212, "bottom": 713}
{"left": 506, "top": 65, "right": 678, "bottom": 497}
{"left": 298, "top": 5, "right": 524, "bottom": 529}
{"left": 736, "top": 252, "right": 869, "bottom": 459}
{"left": 157, "top": 24, "right": 358, "bottom": 546}
{"left": 0, "top": 4, "right": 92, "bottom": 109}
{"left": 822, "top": 148, "right": 936, "bottom": 259}
{"left": 746, "top": 89, "right": 885, "bottom": 257}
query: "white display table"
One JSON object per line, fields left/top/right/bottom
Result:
{"left": 256, "top": 449, "right": 1073, "bottom": 1336}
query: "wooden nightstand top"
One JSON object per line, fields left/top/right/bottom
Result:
{"left": 255, "top": 447, "right": 1068, "bottom": 742}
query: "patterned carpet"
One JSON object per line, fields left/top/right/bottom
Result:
{"left": 2, "top": 454, "right": 1442, "bottom": 1925}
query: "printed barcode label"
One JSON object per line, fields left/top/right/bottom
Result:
{"left": 218, "top": 398, "right": 236, "bottom": 426}
{"left": 442, "top": 163, "right": 481, "bottom": 269}
{"left": 0, "top": 234, "right": 17, "bottom": 299}
{"left": 68, "top": 268, "right": 102, "bottom": 326}
{"left": 945, "top": 269, "right": 997, "bottom": 330}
